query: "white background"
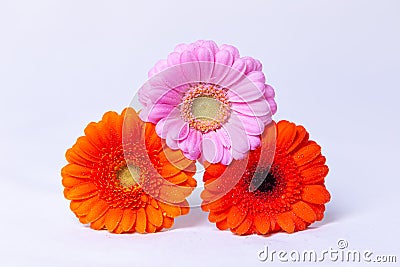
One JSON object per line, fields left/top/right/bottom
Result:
{"left": 1, "top": 0, "right": 399, "bottom": 266}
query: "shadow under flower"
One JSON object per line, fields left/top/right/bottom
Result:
{"left": 171, "top": 206, "right": 207, "bottom": 229}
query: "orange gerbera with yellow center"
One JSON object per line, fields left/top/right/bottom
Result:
{"left": 201, "top": 120, "right": 330, "bottom": 235}
{"left": 62, "top": 108, "right": 197, "bottom": 233}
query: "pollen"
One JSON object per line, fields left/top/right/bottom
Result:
{"left": 117, "top": 165, "right": 141, "bottom": 188}
{"left": 180, "top": 83, "right": 231, "bottom": 133}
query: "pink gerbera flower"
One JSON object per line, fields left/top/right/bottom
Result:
{"left": 138, "top": 40, "right": 277, "bottom": 165}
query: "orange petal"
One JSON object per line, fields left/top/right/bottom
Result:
{"left": 200, "top": 189, "right": 215, "bottom": 201}
{"left": 204, "top": 163, "right": 226, "bottom": 179}
{"left": 114, "top": 223, "right": 125, "bottom": 234}
{"left": 146, "top": 222, "right": 157, "bottom": 233}
{"left": 232, "top": 215, "right": 252, "bottom": 235}
{"left": 270, "top": 218, "right": 278, "bottom": 232}
{"left": 90, "top": 214, "right": 106, "bottom": 230}
{"left": 83, "top": 122, "right": 107, "bottom": 149}
{"left": 79, "top": 215, "right": 89, "bottom": 224}
{"left": 291, "top": 201, "right": 316, "bottom": 223}
{"left": 276, "top": 121, "right": 297, "bottom": 150}
{"left": 121, "top": 112, "right": 141, "bottom": 143}
{"left": 179, "top": 200, "right": 190, "bottom": 215}
{"left": 159, "top": 185, "right": 189, "bottom": 203}
{"left": 181, "top": 177, "right": 197, "bottom": 188}
{"left": 159, "top": 164, "right": 182, "bottom": 178}
{"left": 105, "top": 208, "right": 124, "bottom": 232}
{"left": 158, "top": 201, "right": 181, "bottom": 218}
{"left": 292, "top": 214, "right": 308, "bottom": 231}
{"left": 76, "top": 136, "right": 101, "bottom": 159}
{"left": 302, "top": 185, "right": 331, "bottom": 204}
{"left": 216, "top": 219, "right": 229, "bottom": 230}
{"left": 158, "top": 147, "right": 189, "bottom": 167}
{"left": 70, "top": 200, "right": 83, "bottom": 212}
{"left": 208, "top": 210, "right": 228, "bottom": 223}
{"left": 146, "top": 205, "right": 163, "bottom": 227}
{"left": 65, "top": 146, "right": 98, "bottom": 166}
{"left": 74, "top": 138, "right": 101, "bottom": 162}
{"left": 227, "top": 205, "right": 247, "bottom": 229}
{"left": 85, "top": 200, "right": 109, "bottom": 222}
{"left": 201, "top": 199, "right": 231, "bottom": 212}
{"left": 277, "top": 212, "right": 295, "bottom": 233}
{"left": 150, "top": 198, "right": 159, "bottom": 209}
{"left": 254, "top": 214, "right": 270, "bottom": 235}
{"left": 162, "top": 216, "right": 174, "bottom": 228}
{"left": 62, "top": 176, "right": 85, "bottom": 188}
{"left": 293, "top": 142, "right": 321, "bottom": 166}
{"left": 64, "top": 182, "right": 97, "bottom": 200}
{"left": 299, "top": 155, "right": 326, "bottom": 171}
{"left": 166, "top": 172, "right": 188, "bottom": 184}
{"left": 102, "top": 111, "right": 121, "bottom": 140}
{"left": 120, "top": 209, "right": 136, "bottom": 232}
{"left": 135, "top": 208, "right": 147, "bottom": 233}
{"left": 145, "top": 122, "right": 162, "bottom": 152}
{"left": 287, "top": 125, "right": 309, "bottom": 154}
{"left": 308, "top": 203, "right": 326, "bottom": 220}
{"left": 74, "top": 196, "right": 98, "bottom": 216}
{"left": 61, "top": 164, "right": 92, "bottom": 179}
{"left": 301, "top": 165, "right": 329, "bottom": 184}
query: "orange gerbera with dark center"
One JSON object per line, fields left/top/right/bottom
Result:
{"left": 62, "top": 108, "right": 197, "bottom": 233}
{"left": 201, "top": 120, "right": 330, "bottom": 235}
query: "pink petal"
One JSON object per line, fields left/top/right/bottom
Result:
{"left": 215, "top": 50, "right": 233, "bottom": 66}
{"left": 140, "top": 104, "right": 175, "bottom": 124}
{"left": 220, "top": 147, "right": 233, "bottom": 165}
{"left": 177, "top": 123, "right": 189, "bottom": 140}
{"left": 166, "top": 134, "right": 179, "bottom": 150}
{"left": 253, "top": 59, "right": 263, "bottom": 71}
{"left": 183, "top": 129, "right": 202, "bottom": 159}
{"left": 148, "top": 87, "right": 182, "bottom": 105}
{"left": 202, "top": 131, "right": 223, "bottom": 163}
{"left": 236, "top": 114, "right": 265, "bottom": 135}
{"left": 231, "top": 58, "right": 247, "bottom": 74}
{"left": 219, "top": 44, "right": 240, "bottom": 60}
{"left": 215, "top": 127, "right": 232, "bottom": 148}
{"left": 243, "top": 57, "right": 256, "bottom": 74}
{"left": 231, "top": 99, "right": 272, "bottom": 117}
{"left": 267, "top": 98, "right": 277, "bottom": 115}
{"left": 258, "top": 114, "right": 273, "bottom": 125}
{"left": 247, "top": 135, "right": 261, "bottom": 150}
{"left": 227, "top": 80, "right": 264, "bottom": 103}
{"left": 196, "top": 48, "right": 214, "bottom": 82}
{"left": 160, "top": 65, "right": 190, "bottom": 90}
{"left": 154, "top": 109, "right": 181, "bottom": 137}
{"left": 155, "top": 117, "right": 169, "bottom": 139}
{"left": 210, "top": 50, "right": 236, "bottom": 85}
{"left": 201, "top": 132, "right": 223, "bottom": 164}
{"left": 168, "top": 119, "right": 188, "bottom": 141}
{"left": 246, "top": 71, "right": 266, "bottom": 84}
{"left": 147, "top": 59, "right": 165, "bottom": 78}
{"left": 174, "top": 43, "right": 189, "bottom": 53}
{"left": 167, "top": 52, "right": 181, "bottom": 66}
{"left": 180, "top": 51, "right": 201, "bottom": 83}
{"left": 220, "top": 59, "right": 246, "bottom": 88}
{"left": 223, "top": 116, "right": 250, "bottom": 154}
{"left": 264, "top": 84, "right": 275, "bottom": 98}
{"left": 196, "top": 47, "right": 214, "bottom": 62}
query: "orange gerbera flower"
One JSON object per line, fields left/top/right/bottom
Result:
{"left": 62, "top": 108, "right": 197, "bottom": 233}
{"left": 201, "top": 120, "right": 330, "bottom": 235}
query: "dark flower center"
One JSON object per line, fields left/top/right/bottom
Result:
{"left": 251, "top": 170, "right": 277, "bottom": 193}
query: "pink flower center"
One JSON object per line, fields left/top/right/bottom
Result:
{"left": 180, "top": 83, "right": 231, "bottom": 133}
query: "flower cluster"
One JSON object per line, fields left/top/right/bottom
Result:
{"left": 62, "top": 40, "right": 330, "bottom": 235}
